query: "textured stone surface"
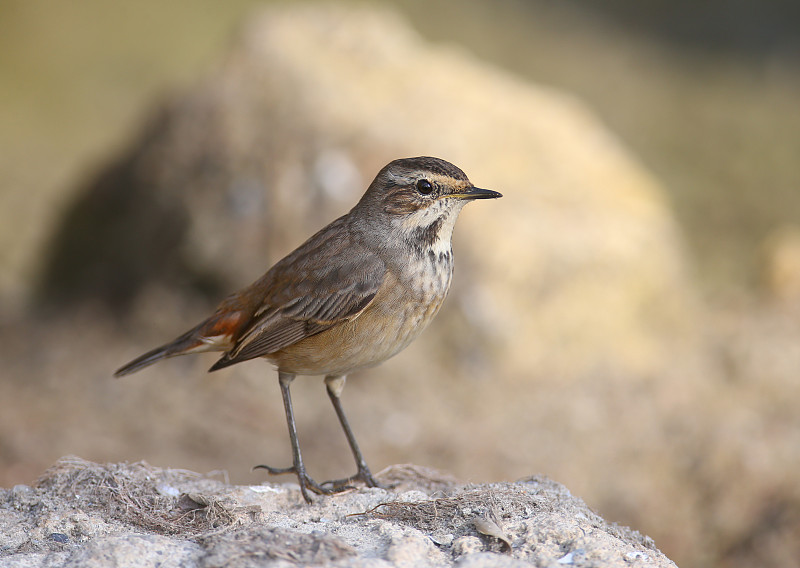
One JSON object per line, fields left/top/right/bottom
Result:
{"left": 0, "top": 458, "right": 677, "bottom": 568}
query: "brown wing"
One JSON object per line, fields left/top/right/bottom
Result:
{"left": 209, "top": 216, "right": 385, "bottom": 370}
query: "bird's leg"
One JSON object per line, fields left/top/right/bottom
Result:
{"left": 321, "top": 374, "right": 382, "bottom": 490}
{"left": 254, "top": 371, "right": 330, "bottom": 503}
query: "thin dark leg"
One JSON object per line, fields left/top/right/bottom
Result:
{"left": 323, "top": 375, "right": 381, "bottom": 490}
{"left": 254, "top": 371, "right": 330, "bottom": 503}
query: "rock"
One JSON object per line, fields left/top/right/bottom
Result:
{"left": 762, "top": 224, "right": 800, "bottom": 304}
{"left": 64, "top": 534, "right": 203, "bottom": 568}
{"left": 0, "top": 457, "right": 678, "bottom": 568}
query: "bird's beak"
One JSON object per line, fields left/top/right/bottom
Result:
{"left": 446, "top": 186, "right": 503, "bottom": 200}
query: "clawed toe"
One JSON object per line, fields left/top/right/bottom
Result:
{"left": 320, "top": 467, "right": 383, "bottom": 492}
{"left": 254, "top": 463, "right": 332, "bottom": 502}
{"left": 255, "top": 462, "right": 383, "bottom": 502}
{"left": 319, "top": 477, "right": 357, "bottom": 492}
{"left": 253, "top": 464, "right": 295, "bottom": 476}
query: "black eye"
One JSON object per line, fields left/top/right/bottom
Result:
{"left": 416, "top": 179, "right": 433, "bottom": 195}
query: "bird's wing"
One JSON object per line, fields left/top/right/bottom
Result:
{"left": 209, "top": 218, "right": 385, "bottom": 369}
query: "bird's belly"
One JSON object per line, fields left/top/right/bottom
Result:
{"left": 270, "top": 265, "right": 450, "bottom": 376}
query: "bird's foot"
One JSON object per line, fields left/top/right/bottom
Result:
{"left": 253, "top": 463, "right": 331, "bottom": 503}
{"left": 320, "top": 465, "right": 383, "bottom": 492}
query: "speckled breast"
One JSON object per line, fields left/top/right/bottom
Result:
{"left": 270, "top": 249, "right": 454, "bottom": 377}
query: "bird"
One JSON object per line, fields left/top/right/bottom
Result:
{"left": 115, "top": 156, "right": 501, "bottom": 503}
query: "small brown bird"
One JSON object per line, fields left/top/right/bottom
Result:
{"left": 115, "top": 156, "right": 501, "bottom": 502}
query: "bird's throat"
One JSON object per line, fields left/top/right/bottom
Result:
{"left": 399, "top": 202, "right": 462, "bottom": 258}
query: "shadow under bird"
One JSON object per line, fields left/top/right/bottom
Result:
{"left": 115, "top": 156, "right": 501, "bottom": 503}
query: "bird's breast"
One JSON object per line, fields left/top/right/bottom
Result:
{"left": 269, "top": 248, "right": 453, "bottom": 376}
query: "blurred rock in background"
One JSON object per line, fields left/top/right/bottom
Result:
{"left": 762, "top": 225, "right": 800, "bottom": 305}
{"left": 2, "top": 3, "right": 799, "bottom": 568}
{"left": 37, "top": 4, "right": 699, "bottom": 381}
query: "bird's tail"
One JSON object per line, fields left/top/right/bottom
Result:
{"left": 114, "top": 328, "right": 206, "bottom": 377}
{"left": 114, "top": 307, "right": 246, "bottom": 377}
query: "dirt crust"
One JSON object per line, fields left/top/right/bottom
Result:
{"left": 0, "top": 457, "right": 676, "bottom": 567}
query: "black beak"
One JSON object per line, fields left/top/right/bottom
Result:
{"left": 448, "top": 186, "right": 503, "bottom": 200}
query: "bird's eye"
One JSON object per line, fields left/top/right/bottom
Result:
{"left": 416, "top": 179, "right": 434, "bottom": 195}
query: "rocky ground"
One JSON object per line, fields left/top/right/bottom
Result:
{"left": 1, "top": 457, "right": 675, "bottom": 568}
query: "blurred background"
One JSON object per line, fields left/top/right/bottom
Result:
{"left": 1, "top": 1, "right": 799, "bottom": 567}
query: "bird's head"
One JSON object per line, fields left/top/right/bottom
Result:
{"left": 354, "top": 157, "right": 501, "bottom": 251}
